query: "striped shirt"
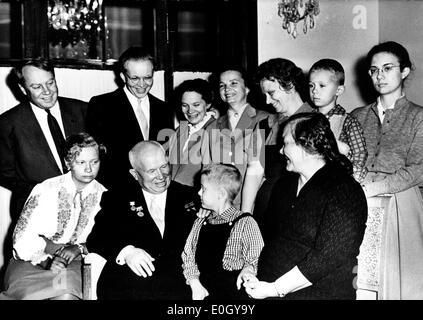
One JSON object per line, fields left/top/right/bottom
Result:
{"left": 182, "top": 206, "right": 264, "bottom": 283}
{"left": 324, "top": 104, "right": 368, "bottom": 183}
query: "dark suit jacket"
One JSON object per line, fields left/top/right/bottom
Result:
{"left": 0, "top": 97, "right": 87, "bottom": 218}
{"left": 86, "top": 88, "right": 175, "bottom": 189}
{"left": 87, "top": 179, "right": 198, "bottom": 299}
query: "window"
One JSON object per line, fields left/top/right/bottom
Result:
{"left": 170, "top": 4, "right": 218, "bottom": 70}
{"left": 0, "top": 0, "right": 257, "bottom": 100}
{"left": 0, "top": 2, "right": 11, "bottom": 58}
{"left": 105, "top": 4, "right": 155, "bottom": 60}
{"left": 167, "top": 0, "right": 258, "bottom": 72}
{"left": 47, "top": 0, "right": 106, "bottom": 60}
{"left": 47, "top": 0, "right": 156, "bottom": 61}
{"left": 0, "top": 0, "right": 22, "bottom": 59}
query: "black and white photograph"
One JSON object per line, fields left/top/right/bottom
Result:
{"left": 0, "top": 0, "right": 422, "bottom": 314}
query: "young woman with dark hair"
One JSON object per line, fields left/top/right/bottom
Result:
{"left": 352, "top": 41, "right": 423, "bottom": 299}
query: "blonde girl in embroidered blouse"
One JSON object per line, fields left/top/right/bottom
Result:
{"left": 0, "top": 133, "right": 107, "bottom": 300}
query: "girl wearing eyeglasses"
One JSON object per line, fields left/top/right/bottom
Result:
{"left": 352, "top": 41, "right": 423, "bottom": 299}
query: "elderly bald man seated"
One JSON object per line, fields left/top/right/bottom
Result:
{"left": 86, "top": 141, "right": 199, "bottom": 300}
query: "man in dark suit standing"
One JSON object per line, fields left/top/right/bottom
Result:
{"left": 0, "top": 59, "right": 87, "bottom": 220}
{"left": 86, "top": 47, "right": 175, "bottom": 191}
{"left": 87, "top": 141, "right": 198, "bottom": 299}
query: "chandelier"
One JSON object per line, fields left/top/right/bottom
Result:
{"left": 47, "top": 0, "right": 107, "bottom": 59}
{"left": 278, "top": 0, "right": 320, "bottom": 38}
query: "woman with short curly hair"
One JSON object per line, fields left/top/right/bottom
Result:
{"left": 253, "top": 58, "right": 314, "bottom": 221}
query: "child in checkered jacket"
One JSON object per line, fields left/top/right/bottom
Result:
{"left": 309, "top": 58, "right": 368, "bottom": 183}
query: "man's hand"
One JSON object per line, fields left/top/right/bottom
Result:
{"left": 189, "top": 278, "right": 209, "bottom": 300}
{"left": 125, "top": 248, "right": 156, "bottom": 277}
{"left": 50, "top": 255, "right": 68, "bottom": 274}
{"left": 244, "top": 278, "right": 277, "bottom": 299}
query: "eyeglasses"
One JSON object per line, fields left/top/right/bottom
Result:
{"left": 368, "top": 64, "right": 401, "bottom": 77}
{"left": 125, "top": 74, "right": 153, "bottom": 85}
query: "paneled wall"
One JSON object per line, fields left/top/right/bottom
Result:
{"left": 0, "top": 67, "right": 165, "bottom": 114}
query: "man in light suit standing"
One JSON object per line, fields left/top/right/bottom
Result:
{"left": 87, "top": 141, "right": 198, "bottom": 299}
{"left": 86, "top": 47, "right": 175, "bottom": 191}
{"left": 0, "top": 59, "right": 87, "bottom": 221}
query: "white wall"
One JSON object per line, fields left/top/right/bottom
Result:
{"left": 258, "top": 0, "right": 423, "bottom": 110}
{"left": 379, "top": 0, "right": 423, "bottom": 106}
{"left": 258, "top": 0, "right": 379, "bottom": 111}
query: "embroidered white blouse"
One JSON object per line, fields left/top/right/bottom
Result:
{"left": 12, "top": 172, "right": 107, "bottom": 265}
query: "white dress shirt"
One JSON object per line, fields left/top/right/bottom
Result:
{"left": 124, "top": 86, "right": 150, "bottom": 139}
{"left": 31, "top": 102, "right": 65, "bottom": 173}
{"left": 142, "top": 189, "right": 167, "bottom": 237}
{"left": 228, "top": 103, "right": 248, "bottom": 131}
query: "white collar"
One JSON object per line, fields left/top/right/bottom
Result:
{"left": 188, "top": 112, "right": 213, "bottom": 135}
{"left": 142, "top": 189, "right": 168, "bottom": 206}
{"left": 30, "top": 100, "right": 61, "bottom": 116}
{"left": 123, "top": 85, "right": 149, "bottom": 106}
{"left": 227, "top": 103, "right": 248, "bottom": 117}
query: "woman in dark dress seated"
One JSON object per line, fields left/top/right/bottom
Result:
{"left": 242, "top": 112, "right": 367, "bottom": 300}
